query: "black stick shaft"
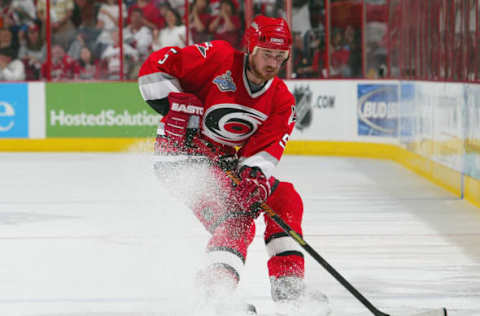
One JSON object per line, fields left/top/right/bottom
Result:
{"left": 225, "top": 171, "right": 389, "bottom": 316}
{"left": 261, "top": 202, "right": 389, "bottom": 316}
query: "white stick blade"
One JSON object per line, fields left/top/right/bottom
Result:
{"left": 404, "top": 308, "right": 448, "bottom": 316}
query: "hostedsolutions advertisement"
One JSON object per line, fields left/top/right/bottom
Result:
{"left": 46, "top": 82, "right": 161, "bottom": 137}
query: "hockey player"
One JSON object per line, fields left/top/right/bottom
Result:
{"left": 138, "top": 15, "right": 328, "bottom": 315}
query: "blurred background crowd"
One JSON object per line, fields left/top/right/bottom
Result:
{"left": 0, "top": 0, "right": 477, "bottom": 82}
{"left": 0, "top": 0, "right": 384, "bottom": 81}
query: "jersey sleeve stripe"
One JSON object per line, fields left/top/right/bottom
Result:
{"left": 138, "top": 72, "right": 181, "bottom": 101}
{"left": 238, "top": 151, "right": 278, "bottom": 178}
{"left": 205, "top": 248, "right": 245, "bottom": 280}
{"left": 265, "top": 235, "right": 303, "bottom": 259}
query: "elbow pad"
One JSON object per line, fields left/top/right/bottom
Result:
{"left": 147, "top": 98, "right": 170, "bottom": 116}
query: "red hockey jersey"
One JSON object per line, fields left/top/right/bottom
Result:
{"left": 138, "top": 40, "right": 296, "bottom": 178}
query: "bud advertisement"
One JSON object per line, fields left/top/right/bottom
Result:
{"left": 357, "top": 84, "right": 398, "bottom": 137}
{"left": 0, "top": 83, "right": 28, "bottom": 138}
{"left": 46, "top": 83, "right": 162, "bottom": 137}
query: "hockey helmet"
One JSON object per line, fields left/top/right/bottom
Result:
{"left": 245, "top": 15, "right": 292, "bottom": 57}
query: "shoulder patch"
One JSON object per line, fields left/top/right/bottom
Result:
{"left": 195, "top": 42, "right": 213, "bottom": 58}
{"left": 213, "top": 71, "right": 237, "bottom": 92}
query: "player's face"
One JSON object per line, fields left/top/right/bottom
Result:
{"left": 249, "top": 47, "right": 289, "bottom": 82}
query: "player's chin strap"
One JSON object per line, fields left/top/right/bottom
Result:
{"left": 224, "top": 170, "right": 448, "bottom": 316}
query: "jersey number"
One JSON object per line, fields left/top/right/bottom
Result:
{"left": 158, "top": 48, "right": 178, "bottom": 64}
{"left": 279, "top": 133, "right": 289, "bottom": 149}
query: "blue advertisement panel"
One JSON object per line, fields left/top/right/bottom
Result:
{"left": 357, "top": 84, "right": 398, "bottom": 137}
{"left": 0, "top": 83, "right": 28, "bottom": 138}
{"left": 398, "top": 83, "right": 415, "bottom": 138}
{"left": 466, "top": 84, "right": 480, "bottom": 180}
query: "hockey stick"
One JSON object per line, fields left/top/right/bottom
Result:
{"left": 225, "top": 170, "right": 447, "bottom": 316}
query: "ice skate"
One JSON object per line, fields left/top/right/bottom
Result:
{"left": 270, "top": 276, "right": 331, "bottom": 316}
{"left": 194, "top": 264, "right": 257, "bottom": 316}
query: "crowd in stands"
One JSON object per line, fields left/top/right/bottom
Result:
{"left": 0, "top": 0, "right": 368, "bottom": 81}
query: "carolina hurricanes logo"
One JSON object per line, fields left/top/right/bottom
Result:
{"left": 203, "top": 104, "right": 268, "bottom": 146}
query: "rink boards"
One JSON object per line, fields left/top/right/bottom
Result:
{"left": 0, "top": 80, "right": 479, "bottom": 208}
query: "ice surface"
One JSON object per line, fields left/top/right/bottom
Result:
{"left": 0, "top": 153, "right": 479, "bottom": 316}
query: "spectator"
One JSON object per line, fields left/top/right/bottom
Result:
{"left": 152, "top": 7, "right": 185, "bottom": 50}
{"left": 296, "top": 27, "right": 326, "bottom": 78}
{"left": 343, "top": 25, "right": 354, "bottom": 51}
{"left": 303, "top": 27, "right": 323, "bottom": 59}
{"left": 0, "top": 11, "right": 20, "bottom": 52}
{"left": 0, "top": 1, "right": 13, "bottom": 28}
{"left": 127, "top": 0, "right": 164, "bottom": 31}
{"left": 42, "top": 44, "right": 78, "bottom": 80}
{"left": 310, "top": 36, "right": 327, "bottom": 78}
{"left": 0, "top": 27, "right": 17, "bottom": 55}
{"left": 292, "top": 0, "right": 311, "bottom": 37}
{"left": 155, "top": 1, "right": 170, "bottom": 19}
{"left": 152, "top": 0, "right": 170, "bottom": 10}
{"left": 67, "top": 0, "right": 100, "bottom": 61}
{"left": 168, "top": 0, "right": 194, "bottom": 17}
{"left": 75, "top": 46, "right": 99, "bottom": 79}
{"left": 18, "top": 22, "right": 45, "bottom": 80}
{"left": 309, "top": 0, "right": 325, "bottom": 29}
{"left": 68, "top": 28, "right": 100, "bottom": 60}
{"left": 100, "top": 29, "right": 138, "bottom": 80}
{"left": 0, "top": 27, "right": 9, "bottom": 50}
{"left": 72, "top": 0, "right": 98, "bottom": 29}
{"left": 344, "top": 25, "right": 362, "bottom": 77}
{"left": 0, "top": 46, "right": 25, "bottom": 80}
{"left": 96, "top": 0, "right": 126, "bottom": 47}
{"left": 208, "top": 0, "right": 238, "bottom": 15}
{"left": 208, "top": 0, "right": 221, "bottom": 15}
{"left": 0, "top": 0, "right": 7, "bottom": 20}
{"left": 291, "top": 32, "right": 312, "bottom": 78}
{"left": 189, "top": 0, "right": 212, "bottom": 44}
{"left": 123, "top": 7, "right": 152, "bottom": 59}
{"left": 36, "top": 0, "right": 76, "bottom": 49}
{"left": 71, "top": 0, "right": 100, "bottom": 48}
{"left": 123, "top": 0, "right": 137, "bottom": 8}
{"left": 330, "top": 28, "right": 350, "bottom": 77}
{"left": 208, "top": 0, "right": 241, "bottom": 49}
{"left": 10, "top": 0, "right": 37, "bottom": 28}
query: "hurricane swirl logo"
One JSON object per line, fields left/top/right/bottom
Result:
{"left": 203, "top": 104, "right": 268, "bottom": 146}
